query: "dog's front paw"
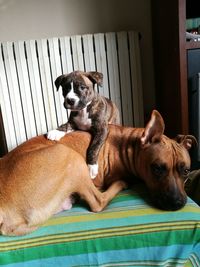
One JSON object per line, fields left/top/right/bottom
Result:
{"left": 88, "top": 164, "right": 98, "bottom": 179}
{"left": 117, "top": 180, "right": 128, "bottom": 190}
{"left": 47, "top": 130, "right": 66, "bottom": 141}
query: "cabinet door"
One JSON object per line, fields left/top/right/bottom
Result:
{"left": 187, "top": 49, "right": 200, "bottom": 168}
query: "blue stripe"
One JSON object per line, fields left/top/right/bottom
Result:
{"left": 2, "top": 244, "right": 196, "bottom": 267}
{"left": 0, "top": 206, "right": 199, "bottom": 242}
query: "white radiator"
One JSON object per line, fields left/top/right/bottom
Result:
{"left": 0, "top": 31, "right": 144, "bottom": 152}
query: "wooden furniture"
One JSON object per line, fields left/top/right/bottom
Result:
{"left": 0, "top": 109, "right": 7, "bottom": 157}
{"left": 152, "top": 0, "right": 200, "bottom": 137}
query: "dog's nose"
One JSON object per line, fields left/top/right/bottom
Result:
{"left": 154, "top": 193, "right": 187, "bottom": 211}
{"left": 66, "top": 98, "right": 75, "bottom": 106}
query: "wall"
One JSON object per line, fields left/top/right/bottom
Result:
{"left": 0, "top": 0, "right": 155, "bottom": 118}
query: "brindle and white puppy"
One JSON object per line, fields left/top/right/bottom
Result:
{"left": 47, "top": 71, "right": 120, "bottom": 178}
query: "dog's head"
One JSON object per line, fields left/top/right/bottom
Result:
{"left": 135, "top": 110, "right": 197, "bottom": 211}
{"left": 55, "top": 71, "right": 103, "bottom": 111}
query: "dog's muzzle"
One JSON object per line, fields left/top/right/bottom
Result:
{"left": 66, "top": 98, "right": 76, "bottom": 106}
{"left": 64, "top": 97, "right": 87, "bottom": 110}
{"left": 153, "top": 191, "right": 187, "bottom": 211}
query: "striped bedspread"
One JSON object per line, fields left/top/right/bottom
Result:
{"left": 0, "top": 185, "right": 200, "bottom": 267}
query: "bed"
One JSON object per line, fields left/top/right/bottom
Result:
{"left": 0, "top": 184, "right": 199, "bottom": 267}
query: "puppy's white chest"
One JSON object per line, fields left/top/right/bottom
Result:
{"left": 74, "top": 108, "right": 92, "bottom": 130}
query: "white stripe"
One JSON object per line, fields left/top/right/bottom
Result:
{"left": 66, "top": 82, "right": 79, "bottom": 102}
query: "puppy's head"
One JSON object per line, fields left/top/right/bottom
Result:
{"left": 55, "top": 71, "right": 103, "bottom": 110}
{"left": 136, "top": 110, "right": 197, "bottom": 211}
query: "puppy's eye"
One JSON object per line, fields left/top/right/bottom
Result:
{"left": 80, "top": 85, "right": 86, "bottom": 90}
{"left": 151, "top": 163, "right": 167, "bottom": 177}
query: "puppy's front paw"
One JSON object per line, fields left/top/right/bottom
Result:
{"left": 47, "top": 130, "right": 66, "bottom": 141}
{"left": 88, "top": 164, "right": 98, "bottom": 179}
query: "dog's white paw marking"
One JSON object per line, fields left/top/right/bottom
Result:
{"left": 66, "top": 129, "right": 74, "bottom": 134}
{"left": 88, "top": 164, "right": 98, "bottom": 179}
{"left": 47, "top": 130, "right": 66, "bottom": 141}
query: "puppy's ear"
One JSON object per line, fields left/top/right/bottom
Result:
{"left": 141, "top": 110, "right": 165, "bottom": 145}
{"left": 174, "top": 134, "right": 198, "bottom": 150}
{"left": 86, "top": 71, "right": 103, "bottom": 87}
{"left": 55, "top": 75, "right": 66, "bottom": 91}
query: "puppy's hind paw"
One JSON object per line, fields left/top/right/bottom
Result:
{"left": 88, "top": 164, "right": 98, "bottom": 179}
{"left": 47, "top": 130, "right": 66, "bottom": 141}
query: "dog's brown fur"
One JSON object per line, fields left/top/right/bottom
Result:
{"left": 0, "top": 110, "right": 196, "bottom": 236}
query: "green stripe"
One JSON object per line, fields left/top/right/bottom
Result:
{"left": 45, "top": 206, "right": 200, "bottom": 227}
{"left": 0, "top": 229, "right": 199, "bottom": 265}
{"left": 74, "top": 258, "right": 186, "bottom": 267}
{"left": 0, "top": 220, "right": 199, "bottom": 251}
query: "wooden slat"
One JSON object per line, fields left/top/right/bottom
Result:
{"left": 25, "top": 40, "right": 47, "bottom": 135}
{"left": 37, "top": 39, "right": 57, "bottom": 131}
{"left": 59, "top": 36, "right": 74, "bottom": 119}
{"left": 82, "top": 34, "right": 99, "bottom": 93}
{"left": 60, "top": 36, "right": 73, "bottom": 74}
{"left": 14, "top": 41, "right": 37, "bottom": 139}
{"left": 105, "top": 32, "right": 122, "bottom": 124}
{"left": 71, "top": 35, "right": 84, "bottom": 71}
{"left": 82, "top": 34, "right": 96, "bottom": 72}
{"left": 94, "top": 33, "right": 110, "bottom": 98}
{"left": 117, "top": 31, "right": 134, "bottom": 126}
{"left": 128, "top": 31, "right": 144, "bottom": 127}
{"left": 2, "top": 42, "right": 26, "bottom": 145}
{"left": 48, "top": 38, "right": 67, "bottom": 126}
{"left": 0, "top": 44, "right": 17, "bottom": 150}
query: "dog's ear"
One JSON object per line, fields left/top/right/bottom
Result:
{"left": 55, "top": 74, "right": 66, "bottom": 91}
{"left": 141, "top": 110, "right": 165, "bottom": 145}
{"left": 174, "top": 134, "right": 198, "bottom": 150}
{"left": 86, "top": 71, "right": 103, "bottom": 87}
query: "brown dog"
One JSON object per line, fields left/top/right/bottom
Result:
{"left": 0, "top": 110, "right": 196, "bottom": 236}
{"left": 47, "top": 71, "right": 120, "bottom": 178}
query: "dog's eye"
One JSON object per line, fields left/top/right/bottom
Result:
{"left": 182, "top": 169, "right": 190, "bottom": 184}
{"left": 80, "top": 85, "right": 86, "bottom": 90}
{"left": 151, "top": 163, "right": 167, "bottom": 177}
{"left": 183, "top": 168, "right": 190, "bottom": 176}
{"left": 177, "top": 163, "right": 190, "bottom": 177}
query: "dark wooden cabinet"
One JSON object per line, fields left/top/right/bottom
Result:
{"left": 152, "top": 0, "right": 200, "bottom": 137}
{"left": 0, "top": 109, "right": 7, "bottom": 157}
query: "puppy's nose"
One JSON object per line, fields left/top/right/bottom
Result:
{"left": 66, "top": 98, "right": 75, "bottom": 106}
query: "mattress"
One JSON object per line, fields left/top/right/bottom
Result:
{"left": 0, "top": 185, "right": 200, "bottom": 267}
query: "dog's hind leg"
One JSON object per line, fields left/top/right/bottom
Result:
{"left": 1, "top": 222, "right": 38, "bottom": 236}
{"left": 80, "top": 179, "right": 127, "bottom": 212}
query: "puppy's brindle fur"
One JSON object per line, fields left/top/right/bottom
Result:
{"left": 0, "top": 110, "right": 197, "bottom": 236}
{"left": 48, "top": 71, "right": 120, "bottom": 178}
